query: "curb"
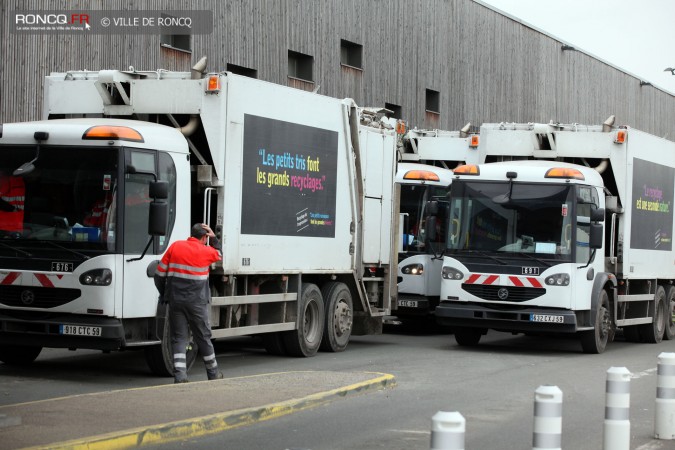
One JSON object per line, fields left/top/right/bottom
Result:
{"left": 23, "top": 372, "right": 396, "bottom": 450}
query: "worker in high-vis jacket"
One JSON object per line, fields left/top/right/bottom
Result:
{"left": 154, "top": 223, "right": 223, "bottom": 383}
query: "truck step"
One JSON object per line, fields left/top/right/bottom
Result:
{"left": 617, "top": 294, "right": 654, "bottom": 303}
{"left": 616, "top": 317, "right": 653, "bottom": 327}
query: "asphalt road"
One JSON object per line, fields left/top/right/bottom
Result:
{"left": 2, "top": 324, "right": 675, "bottom": 450}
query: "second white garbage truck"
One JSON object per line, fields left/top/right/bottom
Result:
{"left": 0, "top": 59, "right": 398, "bottom": 375}
{"left": 395, "top": 128, "right": 479, "bottom": 324}
{"left": 436, "top": 117, "right": 675, "bottom": 353}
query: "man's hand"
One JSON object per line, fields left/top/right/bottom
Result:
{"left": 200, "top": 223, "right": 216, "bottom": 238}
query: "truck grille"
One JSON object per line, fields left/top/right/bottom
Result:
{"left": 0, "top": 286, "right": 81, "bottom": 308}
{"left": 462, "top": 284, "right": 545, "bottom": 302}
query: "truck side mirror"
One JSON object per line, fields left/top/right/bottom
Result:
{"left": 589, "top": 223, "right": 603, "bottom": 249}
{"left": 148, "top": 201, "right": 168, "bottom": 236}
{"left": 425, "top": 200, "right": 439, "bottom": 216}
{"left": 425, "top": 216, "right": 437, "bottom": 242}
{"left": 591, "top": 207, "right": 605, "bottom": 222}
{"left": 149, "top": 180, "right": 169, "bottom": 200}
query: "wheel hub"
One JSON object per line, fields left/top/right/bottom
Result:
{"left": 334, "top": 300, "right": 352, "bottom": 336}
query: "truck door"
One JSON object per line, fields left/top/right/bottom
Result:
{"left": 572, "top": 188, "right": 600, "bottom": 311}
{"left": 121, "top": 150, "right": 177, "bottom": 319}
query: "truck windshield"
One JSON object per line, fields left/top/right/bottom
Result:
{"left": 0, "top": 145, "right": 120, "bottom": 256}
{"left": 400, "top": 184, "right": 449, "bottom": 254}
{"left": 446, "top": 180, "right": 575, "bottom": 261}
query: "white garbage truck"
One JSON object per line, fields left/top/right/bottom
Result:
{"left": 394, "top": 128, "right": 479, "bottom": 324}
{"left": 0, "top": 59, "right": 398, "bottom": 375}
{"left": 436, "top": 117, "right": 675, "bottom": 353}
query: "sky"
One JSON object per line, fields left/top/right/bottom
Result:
{"left": 479, "top": 0, "right": 675, "bottom": 96}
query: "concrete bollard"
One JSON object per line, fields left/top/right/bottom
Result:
{"left": 655, "top": 352, "right": 675, "bottom": 440}
{"left": 532, "top": 385, "right": 562, "bottom": 450}
{"left": 430, "top": 411, "right": 465, "bottom": 450}
{"left": 603, "top": 366, "right": 631, "bottom": 450}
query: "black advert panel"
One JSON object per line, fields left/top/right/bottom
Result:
{"left": 241, "top": 114, "right": 338, "bottom": 237}
{"left": 630, "top": 158, "right": 674, "bottom": 250}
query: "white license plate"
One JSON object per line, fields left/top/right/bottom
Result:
{"left": 399, "top": 300, "right": 419, "bottom": 308}
{"left": 530, "top": 314, "right": 564, "bottom": 324}
{"left": 59, "top": 325, "right": 102, "bottom": 336}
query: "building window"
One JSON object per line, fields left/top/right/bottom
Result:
{"left": 340, "top": 39, "right": 363, "bottom": 69}
{"left": 288, "top": 50, "right": 314, "bottom": 82}
{"left": 426, "top": 89, "right": 440, "bottom": 114}
{"left": 384, "top": 102, "right": 402, "bottom": 119}
{"left": 160, "top": 14, "right": 191, "bottom": 52}
{"left": 227, "top": 63, "right": 258, "bottom": 79}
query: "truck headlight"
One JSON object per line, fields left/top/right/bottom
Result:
{"left": 442, "top": 266, "right": 464, "bottom": 280}
{"left": 80, "top": 269, "right": 113, "bottom": 286}
{"left": 401, "top": 263, "right": 424, "bottom": 275}
{"left": 545, "top": 273, "right": 570, "bottom": 286}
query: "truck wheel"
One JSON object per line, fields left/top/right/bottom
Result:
{"left": 664, "top": 286, "right": 675, "bottom": 340}
{"left": 145, "top": 307, "right": 198, "bottom": 377}
{"left": 454, "top": 327, "right": 483, "bottom": 346}
{"left": 0, "top": 345, "right": 42, "bottom": 365}
{"left": 262, "top": 332, "right": 287, "bottom": 356}
{"left": 319, "top": 282, "right": 353, "bottom": 352}
{"left": 580, "top": 289, "right": 611, "bottom": 354}
{"left": 638, "top": 285, "right": 666, "bottom": 344}
{"left": 283, "top": 283, "right": 324, "bottom": 357}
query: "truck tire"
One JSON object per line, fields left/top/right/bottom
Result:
{"left": 638, "top": 285, "right": 666, "bottom": 344}
{"left": 262, "top": 332, "right": 287, "bottom": 356}
{"left": 664, "top": 286, "right": 675, "bottom": 340}
{"left": 580, "top": 289, "right": 611, "bottom": 354}
{"left": 144, "top": 307, "right": 198, "bottom": 377}
{"left": 454, "top": 327, "right": 483, "bottom": 346}
{"left": 0, "top": 344, "right": 42, "bottom": 365}
{"left": 319, "top": 282, "right": 353, "bottom": 352}
{"left": 283, "top": 283, "right": 324, "bottom": 357}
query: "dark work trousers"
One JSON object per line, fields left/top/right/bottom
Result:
{"left": 169, "top": 301, "right": 219, "bottom": 382}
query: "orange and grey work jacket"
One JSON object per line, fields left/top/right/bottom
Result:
{"left": 154, "top": 236, "right": 222, "bottom": 304}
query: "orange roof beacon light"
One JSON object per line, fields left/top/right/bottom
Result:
{"left": 403, "top": 170, "right": 441, "bottom": 182}
{"left": 545, "top": 167, "right": 585, "bottom": 180}
{"left": 614, "top": 129, "right": 627, "bottom": 144}
{"left": 206, "top": 75, "right": 221, "bottom": 93}
{"left": 469, "top": 134, "right": 480, "bottom": 148}
{"left": 395, "top": 120, "right": 406, "bottom": 135}
{"left": 453, "top": 164, "right": 480, "bottom": 176}
{"left": 82, "top": 125, "right": 144, "bottom": 143}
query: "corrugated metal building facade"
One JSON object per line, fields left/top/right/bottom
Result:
{"left": 1, "top": 0, "right": 674, "bottom": 138}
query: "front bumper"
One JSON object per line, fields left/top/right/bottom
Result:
{"left": 0, "top": 311, "right": 125, "bottom": 350}
{"left": 435, "top": 301, "right": 579, "bottom": 333}
{"left": 395, "top": 295, "right": 439, "bottom": 317}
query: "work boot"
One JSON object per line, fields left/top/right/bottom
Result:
{"left": 207, "top": 370, "right": 224, "bottom": 380}
{"left": 174, "top": 378, "right": 189, "bottom": 384}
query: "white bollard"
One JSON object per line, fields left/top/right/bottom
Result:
{"left": 603, "top": 366, "right": 631, "bottom": 450}
{"left": 655, "top": 352, "right": 675, "bottom": 439}
{"left": 532, "top": 385, "right": 562, "bottom": 450}
{"left": 430, "top": 411, "right": 465, "bottom": 450}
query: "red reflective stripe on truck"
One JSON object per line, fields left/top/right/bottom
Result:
{"left": 484, "top": 275, "right": 499, "bottom": 285}
{"left": 466, "top": 274, "right": 481, "bottom": 284}
{"left": 509, "top": 276, "right": 543, "bottom": 288}
{"left": 465, "top": 274, "right": 499, "bottom": 285}
{"left": 527, "top": 277, "right": 542, "bottom": 288}
{"left": 34, "top": 273, "right": 54, "bottom": 288}
{"left": 1, "top": 272, "right": 20, "bottom": 285}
